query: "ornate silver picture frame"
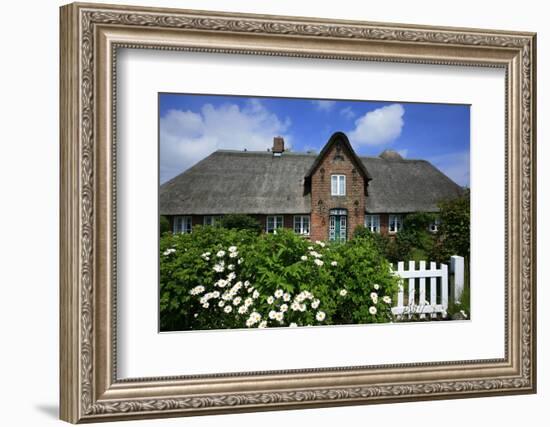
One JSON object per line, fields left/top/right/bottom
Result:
{"left": 60, "top": 2, "right": 536, "bottom": 423}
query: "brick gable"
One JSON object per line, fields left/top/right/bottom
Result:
{"left": 309, "top": 137, "right": 367, "bottom": 241}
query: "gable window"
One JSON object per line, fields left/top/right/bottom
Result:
{"left": 173, "top": 216, "right": 192, "bottom": 233}
{"left": 388, "top": 214, "right": 403, "bottom": 234}
{"left": 266, "top": 215, "right": 284, "bottom": 233}
{"left": 203, "top": 215, "right": 221, "bottom": 226}
{"left": 293, "top": 215, "right": 310, "bottom": 236}
{"left": 331, "top": 174, "right": 346, "bottom": 196}
{"left": 365, "top": 214, "right": 380, "bottom": 233}
{"left": 428, "top": 218, "right": 441, "bottom": 233}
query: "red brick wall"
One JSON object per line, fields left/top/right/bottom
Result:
{"left": 379, "top": 213, "right": 389, "bottom": 235}
{"left": 310, "top": 142, "right": 366, "bottom": 241}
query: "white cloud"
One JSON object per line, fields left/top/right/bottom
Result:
{"left": 426, "top": 151, "right": 470, "bottom": 187}
{"left": 160, "top": 100, "right": 291, "bottom": 183}
{"left": 311, "top": 100, "right": 336, "bottom": 111}
{"left": 340, "top": 106, "right": 356, "bottom": 120}
{"left": 348, "top": 104, "right": 405, "bottom": 145}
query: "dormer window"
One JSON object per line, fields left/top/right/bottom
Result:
{"left": 331, "top": 175, "right": 346, "bottom": 196}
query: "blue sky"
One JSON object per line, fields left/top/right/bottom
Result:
{"left": 159, "top": 93, "right": 470, "bottom": 186}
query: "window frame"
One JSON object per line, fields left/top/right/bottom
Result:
{"left": 266, "top": 215, "right": 284, "bottom": 233}
{"left": 365, "top": 214, "right": 381, "bottom": 233}
{"left": 428, "top": 217, "right": 441, "bottom": 233}
{"left": 173, "top": 215, "right": 192, "bottom": 234}
{"left": 388, "top": 214, "right": 403, "bottom": 234}
{"left": 293, "top": 215, "right": 310, "bottom": 236}
{"left": 331, "top": 174, "right": 346, "bottom": 196}
{"left": 203, "top": 215, "right": 221, "bottom": 226}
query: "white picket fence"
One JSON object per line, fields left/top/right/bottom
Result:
{"left": 391, "top": 256, "right": 464, "bottom": 319}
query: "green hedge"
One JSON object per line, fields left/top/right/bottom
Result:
{"left": 160, "top": 227, "right": 398, "bottom": 331}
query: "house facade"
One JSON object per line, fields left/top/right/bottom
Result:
{"left": 160, "top": 132, "right": 463, "bottom": 241}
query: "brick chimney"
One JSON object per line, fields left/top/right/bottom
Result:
{"left": 272, "top": 136, "right": 285, "bottom": 156}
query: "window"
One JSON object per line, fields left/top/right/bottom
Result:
{"left": 293, "top": 215, "right": 310, "bottom": 236}
{"left": 365, "top": 214, "right": 380, "bottom": 233}
{"left": 173, "top": 216, "right": 192, "bottom": 233}
{"left": 331, "top": 174, "right": 346, "bottom": 196}
{"left": 266, "top": 215, "right": 284, "bottom": 233}
{"left": 428, "top": 218, "right": 441, "bottom": 233}
{"left": 203, "top": 215, "right": 221, "bottom": 226}
{"left": 388, "top": 214, "right": 403, "bottom": 234}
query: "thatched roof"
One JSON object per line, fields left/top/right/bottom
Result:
{"left": 160, "top": 151, "right": 313, "bottom": 215}
{"left": 361, "top": 156, "right": 463, "bottom": 213}
{"left": 160, "top": 149, "right": 464, "bottom": 215}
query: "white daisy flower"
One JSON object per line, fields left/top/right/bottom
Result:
{"left": 229, "top": 252, "right": 238, "bottom": 258}
{"left": 227, "top": 264, "right": 235, "bottom": 270}
{"left": 244, "top": 297, "right": 253, "bottom": 306}
{"left": 268, "top": 310, "right": 277, "bottom": 319}
{"left": 274, "top": 289, "right": 284, "bottom": 298}
{"left": 228, "top": 246, "right": 238, "bottom": 253}
{"left": 290, "top": 301, "right": 301, "bottom": 311}
{"left": 299, "top": 304, "right": 306, "bottom": 312}
{"left": 373, "top": 284, "right": 380, "bottom": 290}
{"left": 238, "top": 305, "right": 248, "bottom": 314}
{"left": 311, "top": 299, "right": 320, "bottom": 309}
{"left": 331, "top": 261, "right": 338, "bottom": 266}
{"left": 213, "top": 263, "right": 225, "bottom": 273}
{"left": 274, "top": 312, "right": 284, "bottom": 322}
{"left": 382, "top": 296, "right": 392, "bottom": 304}
{"left": 252, "top": 290, "right": 260, "bottom": 299}
{"left": 227, "top": 272, "right": 236, "bottom": 281}
{"left": 370, "top": 292, "right": 378, "bottom": 303}
{"left": 233, "top": 297, "right": 242, "bottom": 306}
{"left": 316, "top": 311, "right": 326, "bottom": 321}
{"left": 267, "top": 296, "right": 275, "bottom": 304}
{"left": 244, "top": 280, "right": 250, "bottom": 287}
{"left": 163, "top": 248, "right": 176, "bottom": 256}
{"left": 314, "top": 259, "right": 324, "bottom": 266}
{"left": 307, "top": 246, "right": 314, "bottom": 250}
{"left": 218, "top": 300, "right": 225, "bottom": 307}
{"left": 215, "top": 279, "right": 228, "bottom": 288}
{"left": 369, "top": 306, "right": 377, "bottom": 315}
{"left": 283, "top": 293, "right": 291, "bottom": 302}
{"left": 202, "top": 302, "right": 209, "bottom": 309}
{"left": 238, "top": 258, "right": 243, "bottom": 264}
{"left": 258, "top": 321, "right": 268, "bottom": 328}
{"left": 289, "top": 323, "right": 298, "bottom": 328}
{"left": 216, "top": 250, "right": 226, "bottom": 258}
{"left": 339, "top": 289, "right": 347, "bottom": 297}
{"left": 280, "top": 304, "right": 288, "bottom": 312}
{"left": 189, "top": 285, "right": 205, "bottom": 295}
{"left": 224, "top": 305, "right": 232, "bottom": 313}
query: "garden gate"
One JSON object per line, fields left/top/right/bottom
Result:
{"left": 391, "top": 256, "right": 465, "bottom": 318}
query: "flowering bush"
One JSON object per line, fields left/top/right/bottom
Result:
{"left": 160, "top": 227, "right": 398, "bottom": 331}
{"left": 330, "top": 236, "right": 398, "bottom": 324}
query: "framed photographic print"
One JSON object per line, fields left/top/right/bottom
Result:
{"left": 60, "top": 2, "right": 537, "bottom": 423}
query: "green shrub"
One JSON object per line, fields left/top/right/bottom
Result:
{"left": 331, "top": 236, "right": 398, "bottom": 324}
{"left": 160, "top": 227, "right": 398, "bottom": 330}
{"left": 435, "top": 189, "right": 470, "bottom": 261}
{"left": 218, "top": 214, "right": 262, "bottom": 233}
{"left": 159, "top": 215, "right": 170, "bottom": 235}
